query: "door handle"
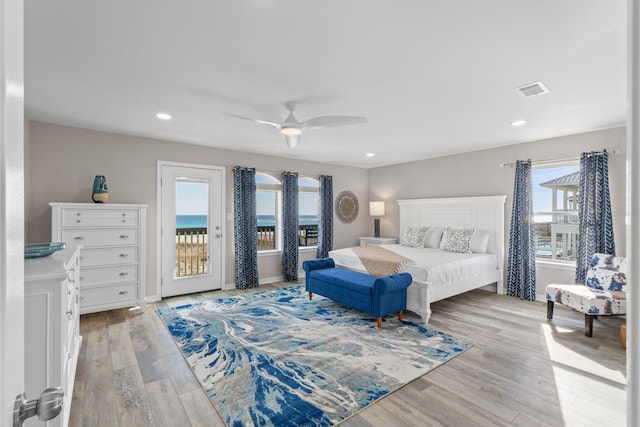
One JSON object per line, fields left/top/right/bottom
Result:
{"left": 13, "top": 387, "right": 64, "bottom": 426}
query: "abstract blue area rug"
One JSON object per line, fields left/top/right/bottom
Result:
{"left": 156, "top": 285, "right": 471, "bottom": 427}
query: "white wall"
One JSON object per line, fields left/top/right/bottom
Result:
{"left": 27, "top": 121, "right": 369, "bottom": 298}
{"left": 368, "top": 127, "right": 627, "bottom": 297}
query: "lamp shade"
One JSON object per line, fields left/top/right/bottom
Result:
{"left": 369, "top": 201, "right": 385, "bottom": 217}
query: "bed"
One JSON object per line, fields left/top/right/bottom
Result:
{"left": 329, "top": 195, "right": 507, "bottom": 323}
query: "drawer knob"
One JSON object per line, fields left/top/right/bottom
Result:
{"left": 118, "top": 290, "right": 129, "bottom": 295}
{"left": 119, "top": 272, "right": 129, "bottom": 276}
{"left": 119, "top": 253, "right": 128, "bottom": 258}
{"left": 120, "top": 235, "right": 129, "bottom": 239}
{"left": 122, "top": 213, "right": 126, "bottom": 216}
{"left": 79, "top": 296, "right": 85, "bottom": 301}
{"left": 74, "top": 236, "right": 84, "bottom": 241}
{"left": 122, "top": 219, "right": 126, "bottom": 223}
{"left": 76, "top": 219, "right": 81, "bottom": 223}
{"left": 76, "top": 212, "right": 81, "bottom": 216}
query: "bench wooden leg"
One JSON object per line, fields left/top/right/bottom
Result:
{"left": 398, "top": 310, "right": 403, "bottom": 322}
{"left": 547, "top": 300, "right": 554, "bottom": 320}
{"left": 308, "top": 292, "right": 312, "bottom": 300}
{"left": 585, "top": 314, "right": 595, "bottom": 337}
{"left": 377, "top": 317, "right": 382, "bottom": 328}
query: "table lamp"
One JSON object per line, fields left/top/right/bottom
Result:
{"left": 369, "top": 201, "right": 385, "bottom": 237}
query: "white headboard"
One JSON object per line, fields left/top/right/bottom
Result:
{"left": 397, "top": 195, "right": 507, "bottom": 260}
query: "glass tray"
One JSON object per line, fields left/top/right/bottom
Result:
{"left": 24, "top": 242, "right": 66, "bottom": 259}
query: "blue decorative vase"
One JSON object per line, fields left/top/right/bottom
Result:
{"left": 92, "top": 175, "right": 108, "bottom": 203}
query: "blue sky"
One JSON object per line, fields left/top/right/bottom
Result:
{"left": 178, "top": 169, "right": 577, "bottom": 221}
{"left": 177, "top": 182, "right": 318, "bottom": 216}
{"left": 532, "top": 165, "right": 579, "bottom": 222}
{"left": 257, "top": 192, "right": 318, "bottom": 216}
{"left": 176, "top": 182, "right": 208, "bottom": 215}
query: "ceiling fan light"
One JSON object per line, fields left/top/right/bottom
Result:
{"left": 281, "top": 126, "right": 302, "bottom": 136}
{"left": 285, "top": 134, "right": 299, "bottom": 148}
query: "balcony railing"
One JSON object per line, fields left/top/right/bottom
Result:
{"left": 257, "top": 224, "right": 319, "bottom": 250}
{"left": 176, "top": 224, "right": 319, "bottom": 277}
{"left": 176, "top": 227, "right": 208, "bottom": 277}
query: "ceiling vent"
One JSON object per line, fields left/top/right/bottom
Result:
{"left": 515, "top": 81, "right": 549, "bottom": 97}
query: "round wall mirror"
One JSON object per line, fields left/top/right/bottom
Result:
{"left": 335, "top": 191, "right": 359, "bottom": 223}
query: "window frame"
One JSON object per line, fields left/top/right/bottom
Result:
{"left": 532, "top": 161, "right": 580, "bottom": 267}
{"left": 254, "top": 173, "right": 321, "bottom": 254}
{"left": 298, "top": 176, "right": 320, "bottom": 250}
{"left": 256, "top": 173, "right": 282, "bottom": 254}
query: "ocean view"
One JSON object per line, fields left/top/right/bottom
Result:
{"left": 176, "top": 214, "right": 318, "bottom": 229}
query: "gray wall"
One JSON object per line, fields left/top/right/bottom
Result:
{"left": 27, "top": 121, "right": 369, "bottom": 298}
{"left": 368, "top": 126, "right": 627, "bottom": 297}
{"left": 27, "top": 121, "right": 627, "bottom": 300}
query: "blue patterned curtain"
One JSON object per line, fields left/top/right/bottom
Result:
{"left": 506, "top": 160, "right": 537, "bottom": 300}
{"left": 233, "top": 166, "right": 259, "bottom": 289}
{"left": 575, "top": 152, "right": 615, "bottom": 283}
{"left": 281, "top": 171, "right": 299, "bottom": 281}
{"left": 317, "top": 175, "right": 333, "bottom": 258}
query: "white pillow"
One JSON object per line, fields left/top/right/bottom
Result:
{"left": 403, "top": 226, "right": 429, "bottom": 248}
{"left": 470, "top": 230, "right": 491, "bottom": 254}
{"left": 424, "top": 227, "right": 444, "bottom": 248}
{"left": 442, "top": 227, "right": 476, "bottom": 253}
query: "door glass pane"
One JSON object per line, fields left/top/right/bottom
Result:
{"left": 175, "top": 180, "right": 209, "bottom": 277}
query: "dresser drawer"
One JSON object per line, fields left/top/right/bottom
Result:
{"left": 61, "top": 228, "right": 139, "bottom": 246}
{"left": 80, "top": 246, "right": 138, "bottom": 267}
{"left": 79, "top": 283, "right": 138, "bottom": 308}
{"left": 79, "top": 264, "right": 138, "bottom": 287}
{"left": 61, "top": 208, "right": 139, "bottom": 227}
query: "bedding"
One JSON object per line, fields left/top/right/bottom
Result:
{"left": 329, "top": 244, "right": 498, "bottom": 289}
{"left": 349, "top": 245, "right": 413, "bottom": 276}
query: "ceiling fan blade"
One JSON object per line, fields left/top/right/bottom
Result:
{"left": 301, "top": 115, "right": 368, "bottom": 129}
{"left": 214, "top": 112, "right": 281, "bottom": 129}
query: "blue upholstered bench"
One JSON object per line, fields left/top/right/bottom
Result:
{"left": 302, "top": 257, "right": 412, "bottom": 328}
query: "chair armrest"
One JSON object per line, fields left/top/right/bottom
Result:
{"left": 302, "top": 257, "right": 335, "bottom": 274}
{"left": 375, "top": 273, "right": 412, "bottom": 293}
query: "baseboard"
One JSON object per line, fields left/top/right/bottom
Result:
{"left": 145, "top": 295, "right": 161, "bottom": 304}
{"left": 260, "top": 276, "right": 284, "bottom": 285}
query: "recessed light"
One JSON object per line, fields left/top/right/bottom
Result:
{"left": 156, "top": 112, "right": 172, "bottom": 120}
{"left": 511, "top": 120, "right": 527, "bottom": 127}
{"left": 366, "top": 153, "right": 375, "bottom": 157}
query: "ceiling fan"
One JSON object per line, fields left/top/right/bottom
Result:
{"left": 216, "top": 101, "right": 367, "bottom": 148}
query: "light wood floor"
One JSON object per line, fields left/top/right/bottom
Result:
{"left": 70, "top": 283, "right": 627, "bottom": 427}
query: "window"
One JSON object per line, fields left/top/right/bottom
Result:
{"left": 532, "top": 163, "right": 580, "bottom": 262}
{"left": 256, "top": 173, "right": 281, "bottom": 251}
{"left": 298, "top": 177, "right": 319, "bottom": 247}
{"left": 255, "top": 173, "right": 320, "bottom": 252}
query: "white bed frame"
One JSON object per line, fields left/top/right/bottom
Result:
{"left": 397, "top": 195, "right": 506, "bottom": 323}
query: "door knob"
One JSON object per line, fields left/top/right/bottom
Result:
{"left": 13, "top": 387, "right": 64, "bottom": 426}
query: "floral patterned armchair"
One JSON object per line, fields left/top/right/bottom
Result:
{"left": 546, "top": 253, "right": 627, "bottom": 337}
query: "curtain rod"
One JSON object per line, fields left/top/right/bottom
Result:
{"left": 499, "top": 149, "right": 622, "bottom": 168}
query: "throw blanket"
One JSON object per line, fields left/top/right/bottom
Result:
{"left": 351, "top": 245, "right": 414, "bottom": 276}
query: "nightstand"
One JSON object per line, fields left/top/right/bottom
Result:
{"left": 359, "top": 237, "right": 397, "bottom": 246}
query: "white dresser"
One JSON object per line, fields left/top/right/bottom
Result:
{"left": 25, "top": 245, "right": 82, "bottom": 427}
{"left": 50, "top": 202, "right": 147, "bottom": 314}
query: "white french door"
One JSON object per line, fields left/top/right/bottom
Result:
{"left": 1, "top": 0, "right": 25, "bottom": 425}
{"left": 160, "top": 163, "right": 224, "bottom": 297}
